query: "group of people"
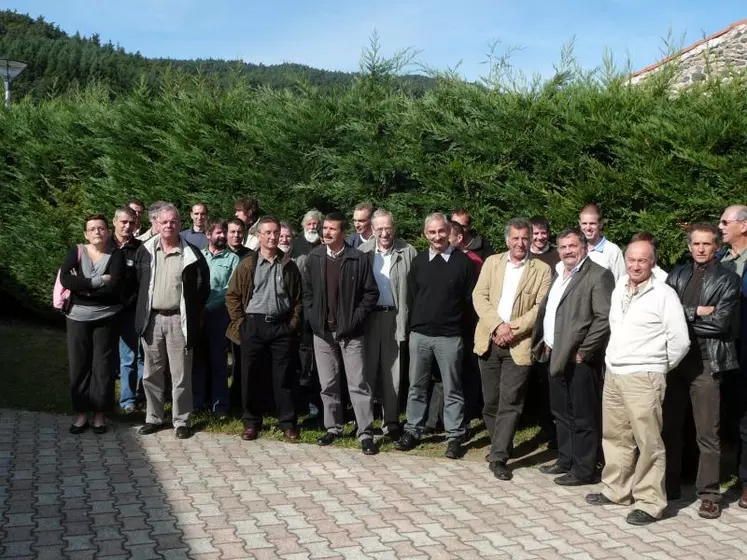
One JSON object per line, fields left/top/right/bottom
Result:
{"left": 59, "top": 196, "right": 747, "bottom": 526}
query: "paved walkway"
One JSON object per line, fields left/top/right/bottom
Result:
{"left": 1, "top": 409, "right": 746, "bottom": 560}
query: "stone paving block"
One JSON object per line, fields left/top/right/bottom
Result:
{"left": 33, "top": 545, "right": 66, "bottom": 560}
{"left": 63, "top": 534, "right": 96, "bottom": 551}
{"left": 0, "top": 540, "right": 33, "bottom": 557}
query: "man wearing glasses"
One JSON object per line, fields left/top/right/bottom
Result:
{"left": 718, "top": 205, "right": 747, "bottom": 509}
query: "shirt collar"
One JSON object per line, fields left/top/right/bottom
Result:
{"left": 257, "top": 251, "right": 279, "bottom": 264}
{"left": 204, "top": 247, "right": 230, "bottom": 258}
{"left": 555, "top": 256, "right": 586, "bottom": 278}
{"left": 326, "top": 245, "right": 345, "bottom": 259}
{"left": 429, "top": 245, "right": 455, "bottom": 259}
{"left": 507, "top": 255, "right": 528, "bottom": 269}
{"left": 626, "top": 276, "right": 652, "bottom": 296}
{"left": 589, "top": 236, "right": 607, "bottom": 253}
{"left": 531, "top": 244, "right": 550, "bottom": 255}
{"left": 156, "top": 241, "right": 183, "bottom": 254}
{"left": 376, "top": 242, "right": 394, "bottom": 256}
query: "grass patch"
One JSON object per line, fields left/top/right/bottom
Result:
{"left": 0, "top": 318, "right": 546, "bottom": 461}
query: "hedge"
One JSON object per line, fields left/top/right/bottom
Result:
{"left": 2, "top": 64, "right": 747, "bottom": 313}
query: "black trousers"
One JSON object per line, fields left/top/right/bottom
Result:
{"left": 480, "top": 344, "right": 530, "bottom": 463}
{"left": 549, "top": 361, "right": 601, "bottom": 480}
{"left": 663, "top": 358, "right": 721, "bottom": 501}
{"left": 738, "top": 374, "right": 747, "bottom": 486}
{"left": 298, "top": 320, "right": 322, "bottom": 415}
{"left": 230, "top": 342, "right": 242, "bottom": 408}
{"left": 66, "top": 316, "right": 118, "bottom": 413}
{"left": 240, "top": 317, "right": 299, "bottom": 430}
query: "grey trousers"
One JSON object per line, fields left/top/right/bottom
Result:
{"left": 142, "top": 312, "right": 193, "bottom": 428}
{"left": 404, "top": 332, "right": 466, "bottom": 441}
{"left": 364, "top": 310, "right": 402, "bottom": 430}
{"left": 313, "top": 332, "right": 374, "bottom": 440}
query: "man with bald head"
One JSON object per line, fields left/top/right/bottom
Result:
{"left": 395, "top": 212, "right": 477, "bottom": 459}
{"left": 586, "top": 239, "right": 689, "bottom": 526}
{"left": 718, "top": 204, "right": 747, "bottom": 509}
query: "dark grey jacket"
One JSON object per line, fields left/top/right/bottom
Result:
{"left": 531, "top": 259, "right": 614, "bottom": 376}
{"left": 666, "top": 261, "right": 741, "bottom": 374}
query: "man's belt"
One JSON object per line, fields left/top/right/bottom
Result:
{"left": 373, "top": 305, "right": 396, "bottom": 312}
{"left": 153, "top": 309, "right": 180, "bottom": 316}
{"left": 247, "top": 313, "right": 288, "bottom": 324}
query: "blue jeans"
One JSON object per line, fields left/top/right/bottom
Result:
{"left": 404, "top": 332, "right": 465, "bottom": 441}
{"left": 119, "top": 311, "right": 144, "bottom": 409}
{"left": 193, "top": 306, "right": 230, "bottom": 414}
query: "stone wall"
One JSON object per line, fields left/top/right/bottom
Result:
{"left": 630, "top": 19, "right": 747, "bottom": 89}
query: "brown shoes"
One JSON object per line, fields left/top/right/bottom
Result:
{"left": 241, "top": 427, "right": 259, "bottom": 441}
{"left": 284, "top": 428, "right": 300, "bottom": 442}
{"left": 698, "top": 499, "right": 721, "bottom": 519}
{"left": 739, "top": 487, "right": 747, "bottom": 509}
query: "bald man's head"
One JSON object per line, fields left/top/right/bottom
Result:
{"left": 625, "top": 240, "right": 656, "bottom": 286}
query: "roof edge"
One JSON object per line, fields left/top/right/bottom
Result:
{"left": 631, "top": 18, "right": 747, "bottom": 78}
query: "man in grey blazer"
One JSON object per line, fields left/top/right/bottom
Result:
{"left": 532, "top": 227, "right": 614, "bottom": 486}
{"left": 359, "top": 210, "right": 417, "bottom": 439}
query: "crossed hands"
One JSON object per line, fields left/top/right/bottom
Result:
{"left": 491, "top": 322, "right": 516, "bottom": 347}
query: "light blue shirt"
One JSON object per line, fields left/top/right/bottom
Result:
{"left": 202, "top": 247, "right": 239, "bottom": 310}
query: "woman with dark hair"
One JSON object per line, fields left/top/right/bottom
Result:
{"left": 60, "top": 213, "right": 125, "bottom": 434}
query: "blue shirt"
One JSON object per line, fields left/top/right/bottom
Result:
{"left": 202, "top": 247, "right": 239, "bottom": 310}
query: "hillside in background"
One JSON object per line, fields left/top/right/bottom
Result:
{"left": 0, "top": 10, "right": 436, "bottom": 98}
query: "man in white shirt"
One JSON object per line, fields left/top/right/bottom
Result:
{"left": 579, "top": 203, "right": 626, "bottom": 281}
{"left": 473, "top": 218, "right": 551, "bottom": 480}
{"left": 586, "top": 239, "right": 689, "bottom": 526}
{"left": 359, "top": 210, "right": 417, "bottom": 440}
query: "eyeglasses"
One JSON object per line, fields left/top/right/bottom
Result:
{"left": 720, "top": 219, "right": 744, "bottom": 226}
{"left": 86, "top": 226, "right": 107, "bottom": 233}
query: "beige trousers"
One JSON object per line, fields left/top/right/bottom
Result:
{"left": 601, "top": 371, "right": 667, "bottom": 518}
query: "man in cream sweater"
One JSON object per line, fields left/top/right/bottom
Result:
{"left": 585, "top": 239, "right": 689, "bottom": 526}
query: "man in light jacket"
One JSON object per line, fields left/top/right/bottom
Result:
{"left": 473, "top": 218, "right": 551, "bottom": 481}
{"left": 586, "top": 239, "right": 689, "bottom": 526}
{"left": 359, "top": 210, "right": 417, "bottom": 440}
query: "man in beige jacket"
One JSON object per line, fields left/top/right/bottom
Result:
{"left": 473, "top": 218, "right": 551, "bottom": 480}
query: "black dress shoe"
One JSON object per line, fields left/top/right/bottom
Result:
{"left": 626, "top": 509, "right": 657, "bottom": 526}
{"left": 69, "top": 422, "right": 89, "bottom": 435}
{"left": 554, "top": 473, "right": 595, "bottom": 486}
{"left": 444, "top": 439, "right": 462, "bottom": 460}
{"left": 92, "top": 424, "right": 107, "bottom": 435}
{"left": 175, "top": 426, "right": 192, "bottom": 439}
{"left": 138, "top": 423, "right": 163, "bottom": 436}
{"left": 317, "top": 432, "right": 337, "bottom": 446}
{"left": 394, "top": 432, "right": 417, "bottom": 451}
{"left": 490, "top": 461, "right": 512, "bottom": 481}
{"left": 585, "top": 493, "right": 614, "bottom": 506}
{"left": 361, "top": 439, "right": 379, "bottom": 455}
{"left": 539, "top": 463, "right": 569, "bottom": 475}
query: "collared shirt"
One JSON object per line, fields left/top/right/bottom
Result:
{"left": 152, "top": 243, "right": 184, "bottom": 311}
{"left": 373, "top": 244, "right": 395, "bottom": 307}
{"left": 326, "top": 244, "right": 345, "bottom": 259}
{"left": 587, "top": 236, "right": 626, "bottom": 281}
{"left": 543, "top": 258, "right": 586, "bottom": 349}
{"left": 497, "top": 256, "right": 527, "bottom": 323}
{"left": 722, "top": 247, "right": 747, "bottom": 278}
{"left": 246, "top": 252, "right": 291, "bottom": 316}
{"left": 429, "top": 245, "right": 455, "bottom": 262}
{"left": 622, "top": 277, "right": 652, "bottom": 316}
{"left": 202, "top": 247, "right": 239, "bottom": 309}
{"left": 180, "top": 228, "right": 208, "bottom": 250}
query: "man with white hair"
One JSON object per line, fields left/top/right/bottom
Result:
{"left": 359, "top": 210, "right": 417, "bottom": 439}
{"left": 134, "top": 204, "right": 211, "bottom": 439}
{"left": 718, "top": 204, "right": 747, "bottom": 509}
{"left": 586, "top": 238, "right": 689, "bottom": 526}
{"left": 395, "top": 213, "right": 477, "bottom": 459}
{"left": 137, "top": 201, "right": 167, "bottom": 243}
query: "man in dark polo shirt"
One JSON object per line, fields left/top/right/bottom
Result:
{"left": 225, "top": 216, "right": 303, "bottom": 442}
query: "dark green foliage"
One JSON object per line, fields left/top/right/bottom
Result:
{"left": 2, "top": 10, "right": 747, "bottom": 314}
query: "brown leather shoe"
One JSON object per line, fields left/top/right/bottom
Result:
{"left": 241, "top": 427, "right": 259, "bottom": 441}
{"left": 739, "top": 487, "right": 747, "bottom": 509}
{"left": 698, "top": 499, "right": 721, "bottom": 519}
{"left": 283, "top": 428, "right": 300, "bottom": 442}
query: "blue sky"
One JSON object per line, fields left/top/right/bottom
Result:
{"left": 6, "top": 0, "right": 746, "bottom": 81}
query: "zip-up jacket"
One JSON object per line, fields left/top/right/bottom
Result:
{"left": 224, "top": 249, "right": 303, "bottom": 345}
{"left": 133, "top": 235, "right": 210, "bottom": 349}
{"left": 303, "top": 244, "right": 379, "bottom": 340}
{"left": 666, "top": 261, "right": 741, "bottom": 374}
{"left": 113, "top": 236, "right": 142, "bottom": 309}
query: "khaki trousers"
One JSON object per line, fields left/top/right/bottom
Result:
{"left": 142, "top": 312, "right": 193, "bottom": 428}
{"left": 601, "top": 371, "right": 667, "bottom": 519}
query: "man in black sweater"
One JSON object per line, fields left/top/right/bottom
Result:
{"left": 395, "top": 212, "right": 477, "bottom": 459}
